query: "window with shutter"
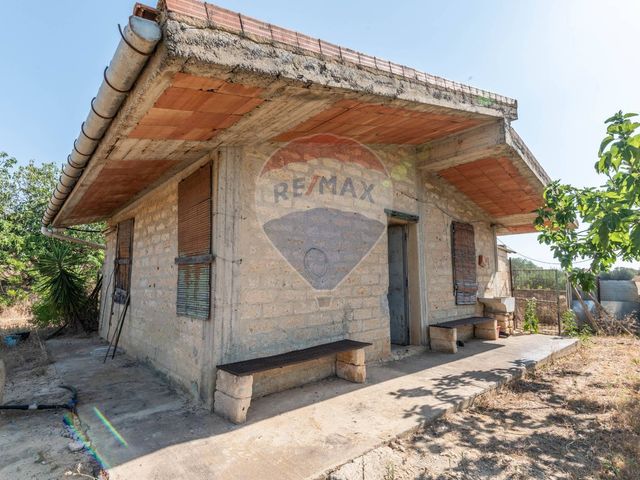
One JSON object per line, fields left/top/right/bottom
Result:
{"left": 451, "top": 221, "right": 478, "bottom": 305}
{"left": 176, "top": 164, "right": 213, "bottom": 319}
{"left": 114, "top": 218, "right": 134, "bottom": 304}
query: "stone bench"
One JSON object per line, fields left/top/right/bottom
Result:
{"left": 215, "top": 339, "right": 371, "bottom": 423}
{"left": 429, "top": 316, "right": 499, "bottom": 354}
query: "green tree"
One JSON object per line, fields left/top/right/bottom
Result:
{"left": 0, "top": 152, "right": 104, "bottom": 312}
{"left": 598, "top": 267, "right": 640, "bottom": 281}
{"left": 535, "top": 112, "right": 640, "bottom": 293}
{"left": 509, "top": 257, "right": 540, "bottom": 270}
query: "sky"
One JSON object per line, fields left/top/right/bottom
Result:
{"left": 1, "top": 0, "right": 639, "bottom": 268}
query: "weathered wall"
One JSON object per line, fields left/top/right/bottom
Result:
{"left": 98, "top": 142, "right": 504, "bottom": 402}
{"left": 225, "top": 143, "right": 420, "bottom": 364}
{"left": 494, "top": 245, "right": 512, "bottom": 298}
{"left": 420, "top": 172, "right": 498, "bottom": 324}
{"left": 100, "top": 163, "right": 210, "bottom": 398}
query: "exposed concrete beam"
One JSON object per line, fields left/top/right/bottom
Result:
{"left": 416, "top": 120, "right": 508, "bottom": 172}
{"left": 494, "top": 213, "right": 539, "bottom": 235}
{"left": 504, "top": 126, "right": 551, "bottom": 186}
{"left": 495, "top": 212, "right": 538, "bottom": 227}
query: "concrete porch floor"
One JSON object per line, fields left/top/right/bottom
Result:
{"left": 47, "top": 334, "right": 577, "bottom": 480}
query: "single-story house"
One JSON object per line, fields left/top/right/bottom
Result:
{"left": 42, "top": 0, "right": 550, "bottom": 422}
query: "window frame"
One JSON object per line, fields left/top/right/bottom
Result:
{"left": 175, "top": 163, "right": 214, "bottom": 319}
{"left": 114, "top": 218, "right": 134, "bottom": 304}
{"left": 451, "top": 221, "right": 478, "bottom": 305}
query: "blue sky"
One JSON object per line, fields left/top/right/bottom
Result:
{"left": 1, "top": 0, "right": 639, "bottom": 267}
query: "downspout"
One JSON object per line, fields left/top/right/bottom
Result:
{"left": 41, "top": 226, "right": 106, "bottom": 250}
{"left": 41, "top": 11, "right": 162, "bottom": 231}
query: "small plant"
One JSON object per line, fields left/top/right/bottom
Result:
{"left": 383, "top": 463, "right": 396, "bottom": 480}
{"left": 523, "top": 298, "right": 540, "bottom": 333}
{"left": 562, "top": 309, "right": 579, "bottom": 336}
{"left": 561, "top": 309, "right": 593, "bottom": 341}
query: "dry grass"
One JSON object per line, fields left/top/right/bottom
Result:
{"left": 367, "top": 336, "right": 640, "bottom": 480}
{"left": 0, "top": 302, "right": 32, "bottom": 330}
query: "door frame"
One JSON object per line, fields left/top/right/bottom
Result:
{"left": 385, "top": 209, "right": 423, "bottom": 346}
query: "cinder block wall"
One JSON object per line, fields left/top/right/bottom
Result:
{"left": 420, "top": 172, "right": 498, "bottom": 324}
{"left": 100, "top": 169, "right": 207, "bottom": 397}
{"left": 97, "top": 143, "right": 503, "bottom": 401}
{"left": 226, "top": 144, "right": 420, "bottom": 364}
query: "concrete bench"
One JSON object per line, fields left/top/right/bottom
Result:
{"left": 429, "top": 316, "right": 499, "bottom": 354}
{"left": 214, "top": 339, "right": 371, "bottom": 423}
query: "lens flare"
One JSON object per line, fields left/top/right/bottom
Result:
{"left": 63, "top": 412, "right": 111, "bottom": 470}
{"left": 93, "top": 406, "right": 129, "bottom": 447}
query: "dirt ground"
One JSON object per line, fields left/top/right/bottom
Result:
{"left": 331, "top": 336, "right": 640, "bottom": 480}
{"left": 0, "top": 315, "right": 104, "bottom": 480}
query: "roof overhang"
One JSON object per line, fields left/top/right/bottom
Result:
{"left": 417, "top": 120, "right": 549, "bottom": 234}
{"left": 48, "top": 1, "right": 549, "bottom": 233}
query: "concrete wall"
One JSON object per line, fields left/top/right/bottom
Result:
{"left": 494, "top": 246, "right": 512, "bottom": 298}
{"left": 98, "top": 143, "right": 502, "bottom": 402}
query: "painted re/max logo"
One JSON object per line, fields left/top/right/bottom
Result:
{"left": 273, "top": 176, "right": 375, "bottom": 203}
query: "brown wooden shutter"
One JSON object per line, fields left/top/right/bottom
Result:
{"left": 114, "top": 218, "right": 134, "bottom": 304}
{"left": 176, "top": 164, "right": 212, "bottom": 319}
{"left": 451, "top": 221, "right": 478, "bottom": 305}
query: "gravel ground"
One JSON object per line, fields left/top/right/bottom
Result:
{"left": 330, "top": 336, "right": 640, "bottom": 480}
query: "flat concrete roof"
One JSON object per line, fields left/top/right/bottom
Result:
{"left": 48, "top": 1, "right": 550, "bottom": 235}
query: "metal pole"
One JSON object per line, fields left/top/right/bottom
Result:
{"left": 508, "top": 258, "right": 514, "bottom": 296}
{"left": 555, "top": 269, "right": 561, "bottom": 335}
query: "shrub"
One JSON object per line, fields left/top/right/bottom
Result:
{"left": 524, "top": 298, "right": 540, "bottom": 334}
{"left": 561, "top": 309, "right": 593, "bottom": 340}
{"left": 562, "top": 309, "right": 579, "bottom": 336}
{"left": 32, "top": 242, "right": 99, "bottom": 331}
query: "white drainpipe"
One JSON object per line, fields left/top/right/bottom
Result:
{"left": 41, "top": 14, "right": 162, "bottom": 232}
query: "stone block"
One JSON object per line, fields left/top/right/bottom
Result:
{"left": 216, "top": 369, "right": 253, "bottom": 399}
{"left": 337, "top": 348, "right": 366, "bottom": 366}
{"left": 457, "top": 324, "right": 474, "bottom": 342}
{"left": 336, "top": 361, "right": 366, "bottom": 383}
{"left": 252, "top": 357, "right": 334, "bottom": 398}
{"left": 430, "top": 339, "right": 457, "bottom": 353}
{"left": 475, "top": 320, "right": 499, "bottom": 340}
{"left": 429, "top": 326, "right": 456, "bottom": 342}
{"left": 214, "top": 390, "right": 252, "bottom": 424}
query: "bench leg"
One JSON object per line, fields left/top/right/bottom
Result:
{"left": 214, "top": 370, "right": 253, "bottom": 424}
{"left": 474, "top": 319, "right": 499, "bottom": 340}
{"left": 457, "top": 324, "right": 474, "bottom": 342}
{"left": 429, "top": 326, "right": 457, "bottom": 353}
{"left": 336, "top": 348, "right": 366, "bottom": 383}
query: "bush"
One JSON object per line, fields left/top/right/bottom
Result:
{"left": 562, "top": 309, "right": 579, "bottom": 336}
{"left": 32, "top": 242, "right": 100, "bottom": 331}
{"left": 561, "top": 309, "right": 594, "bottom": 341}
{"left": 523, "top": 298, "right": 540, "bottom": 333}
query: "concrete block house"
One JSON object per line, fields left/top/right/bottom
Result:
{"left": 43, "top": 1, "right": 550, "bottom": 421}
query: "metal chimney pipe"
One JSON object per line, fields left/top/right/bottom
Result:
{"left": 42, "top": 14, "right": 161, "bottom": 227}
